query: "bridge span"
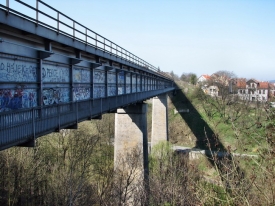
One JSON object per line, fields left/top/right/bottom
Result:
{"left": 0, "top": 1, "right": 174, "bottom": 153}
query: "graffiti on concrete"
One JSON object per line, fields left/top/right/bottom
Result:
{"left": 126, "top": 73, "right": 131, "bottom": 84}
{"left": 118, "top": 71, "right": 124, "bottom": 84}
{"left": 93, "top": 85, "right": 105, "bottom": 98}
{"left": 132, "top": 74, "right": 136, "bottom": 93}
{"left": 108, "top": 72, "right": 116, "bottom": 84}
{"left": 42, "top": 88, "right": 70, "bottom": 105}
{"left": 0, "top": 59, "right": 37, "bottom": 82}
{"left": 125, "top": 73, "right": 131, "bottom": 94}
{"left": 108, "top": 86, "right": 116, "bottom": 96}
{"left": 42, "top": 64, "right": 69, "bottom": 82}
{"left": 132, "top": 74, "right": 136, "bottom": 84}
{"left": 0, "top": 88, "right": 37, "bottom": 112}
{"left": 73, "top": 86, "right": 90, "bottom": 101}
{"left": 142, "top": 77, "right": 145, "bottom": 91}
{"left": 126, "top": 85, "right": 131, "bottom": 94}
{"left": 137, "top": 75, "right": 141, "bottom": 92}
{"left": 118, "top": 86, "right": 124, "bottom": 95}
{"left": 73, "top": 68, "right": 90, "bottom": 83}
{"left": 94, "top": 70, "right": 105, "bottom": 83}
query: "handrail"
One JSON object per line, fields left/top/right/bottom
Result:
{"left": 1, "top": 0, "right": 172, "bottom": 80}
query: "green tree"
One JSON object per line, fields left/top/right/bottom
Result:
{"left": 190, "top": 73, "right": 197, "bottom": 85}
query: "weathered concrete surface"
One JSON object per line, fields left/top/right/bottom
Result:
{"left": 151, "top": 94, "right": 168, "bottom": 148}
{"left": 114, "top": 103, "right": 149, "bottom": 204}
{"left": 114, "top": 103, "right": 148, "bottom": 168}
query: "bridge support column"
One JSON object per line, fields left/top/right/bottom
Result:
{"left": 151, "top": 93, "right": 168, "bottom": 148}
{"left": 114, "top": 103, "right": 149, "bottom": 204}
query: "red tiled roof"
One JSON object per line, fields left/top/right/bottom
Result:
{"left": 258, "top": 82, "right": 269, "bottom": 89}
{"left": 236, "top": 79, "right": 247, "bottom": 89}
{"left": 202, "top": 74, "right": 211, "bottom": 79}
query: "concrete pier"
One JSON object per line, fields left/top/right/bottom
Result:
{"left": 151, "top": 94, "right": 168, "bottom": 148}
{"left": 114, "top": 103, "right": 149, "bottom": 203}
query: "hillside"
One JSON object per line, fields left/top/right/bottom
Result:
{"left": 0, "top": 81, "right": 274, "bottom": 205}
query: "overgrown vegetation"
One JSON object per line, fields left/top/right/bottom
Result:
{"left": 0, "top": 79, "right": 275, "bottom": 205}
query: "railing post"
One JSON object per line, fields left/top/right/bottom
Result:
{"left": 103, "top": 38, "right": 105, "bottom": 52}
{"left": 36, "top": 0, "right": 39, "bottom": 25}
{"left": 110, "top": 42, "right": 112, "bottom": 54}
{"left": 57, "top": 12, "right": 59, "bottom": 33}
{"left": 85, "top": 28, "right": 87, "bottom": 44}
{"left": 95, "top": 34, "right": 97, "bottom": 49}
{"left": 73, "top": 21, "right": 75, "bottom": 40}
{"left": 6, "top": 0, "right": 9, "bottom": 14}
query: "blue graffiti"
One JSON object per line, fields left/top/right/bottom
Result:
{"left": 0, "top": 89, "right": 37, "bottom": 112}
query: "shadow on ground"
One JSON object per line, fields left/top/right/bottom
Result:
{"left": 170, "top": 85, "right": 247, "bottom": 193}
{"left": 170, "top": 87, "right": 226, "bottom": 152}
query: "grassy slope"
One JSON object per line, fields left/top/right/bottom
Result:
{"left": 168, "top": 81, "right": 266, "bottom": 155}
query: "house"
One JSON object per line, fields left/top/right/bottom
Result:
{"left": 205, "top": 85, "right": 219, "bottom": 97}
{"left": 197, "top": 74, "right": 211, "bottom": 93}
{"left": 197, "top": 74, "right": 211, "bottom": 84}
{"left": 269, "top": 83, "right": 275, "bottom": 100}
{"left": 236, "top": 78, "right": 269, "bottom": 102}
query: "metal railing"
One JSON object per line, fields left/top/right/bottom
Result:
{"left": 1, "top": 0, "right": 171, "bottom": 80}
{"left": 0, "top": 88, "right": 174, "bottom": 150}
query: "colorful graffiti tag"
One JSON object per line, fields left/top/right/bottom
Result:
{"left": 42, "top": 88, "right": 70, "bottom": 105}
{"left": 0, "top": 88, "right": 37, "bottom": 112}
{"left": 0, "top": 59, "right": 37, "bottom": 82}
{"left": 73, "top": 68, "right": 90, "bottom": 83}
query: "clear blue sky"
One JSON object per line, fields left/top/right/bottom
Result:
{"left": 7, "top": 0, "right": 275, "bottom": 81}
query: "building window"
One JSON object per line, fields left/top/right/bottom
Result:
{"left": 263, "top": 97, "right": 265, "bottom": 100}
{"left": 263, "top": 90, "right": 265, "bottom": 94}
{"left": 259, "top": 90, "right": 261, "bottom": 94}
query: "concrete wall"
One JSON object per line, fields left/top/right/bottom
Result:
{"left": 151, "top": 94, "right": 168, "bottom": 148}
